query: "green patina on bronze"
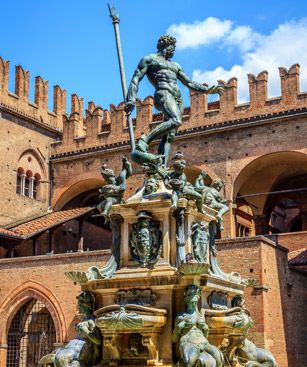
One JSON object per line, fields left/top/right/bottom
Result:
{"left": 126, "top": 35, "right": 224, "bottom": 168}
{"left": 191, "top": 221, "right": 210, "bottom": 263}
{"left": 143, "top": 175, "right": 160, "bottom": 196}
{"left": 172, "top": 285, "right": 224, "bottom": 367}
{"left": 39, "top": 292, "right": 102, "bottom": 367}
{"left": 97, "top": 156, "right": 132, "bottom": 220}
{"left": 167, "top": 152, "right": 203, "bottom": 213}
{"left": 129, "top": 211, "right": 162, "bottom": 267}
{"left": 97, "top": 306, "right": 143, "bottom": 330}
{"left": 202, "top": 178, "right": 229, "bottom": 231}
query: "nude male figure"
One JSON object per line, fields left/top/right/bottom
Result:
{"left": 125, "top": 35, "right": 224, "bottom": 167}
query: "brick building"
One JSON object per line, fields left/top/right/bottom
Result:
{"left": 0, "top": 55, "right": 306, "bottom": 366}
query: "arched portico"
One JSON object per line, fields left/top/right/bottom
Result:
{"left": 53, "top": 178, "right": 103, "bottom": 210}
{"left": 233, "top": 151, "right": 307, "bottom": 235}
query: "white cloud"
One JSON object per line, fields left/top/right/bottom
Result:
{"left": 168, "top": 17, "right": 307, "bottom": 102}
{"left": 191, "top": 18, "right": 307, "bottom": 102}
{"left": 224, "top": 25, "right": 263, "bottom": 52}
{"left": 167, "top": 17, "right": 232, "bottom": 49}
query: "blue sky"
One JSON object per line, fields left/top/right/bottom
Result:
{"left": 1, "top": 0, "right": 307, "bottom": 111}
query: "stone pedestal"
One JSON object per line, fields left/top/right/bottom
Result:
{"left": 62, "top": 182, "right": 277, "bottom": 367}
{"left": 110, "top": 197, "right": 216, "bottom": 270}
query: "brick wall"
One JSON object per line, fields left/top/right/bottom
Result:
{"left": 0, "top": 250, "right": 110, "bottom": 365}
{"left": 216, "top": 236, "right": 307, "bottom": 367}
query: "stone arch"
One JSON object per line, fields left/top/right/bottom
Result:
{"left": 233, "top": 151, "right": 307, "bottom": 198}
{"left": 53, "top": 178, "right": 103, "bottom": 210}
{"left": 17, "top": 148, "right": 46, "bottom": 178}
{"left": 233, "top": 151, "right": 307, "bottom": 234}
{"left": 0, "top": 280, "right": 67, "bottom": 346}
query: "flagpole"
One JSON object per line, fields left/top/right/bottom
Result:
{"left": 108, "top": 3, "right": 136, "bottom": 151}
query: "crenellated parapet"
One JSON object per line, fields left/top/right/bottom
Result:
{"left": 0, "top": 56, "right": 65, "bottom": 131}
{"left": 1, "top": 57, "right": 305, "bottom": 156}
{"left": 54, "top": 63, "right": 307, "bottom": 156}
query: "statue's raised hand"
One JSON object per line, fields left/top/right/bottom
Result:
{"left": 208, "top": 85, "right": 225, "bottom": 96}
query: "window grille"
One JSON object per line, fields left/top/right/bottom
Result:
{"left": 6, "top": 299, "right": 56, "bottom": 367}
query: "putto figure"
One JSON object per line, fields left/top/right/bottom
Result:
{"left": 97, "top": 156, "right": 132, "bottom": 220}
{"left": 167, "top": 152, "right": 203, "bottom": 213}
{"left": 203, "top": 179, "right": 229, "bottom": 230}
{"left": 125, "top": 35, "right": 224, "bottom": 167}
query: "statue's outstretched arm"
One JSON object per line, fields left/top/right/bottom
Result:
{"left": 126, "top": 57, "right": 149, "bottom": 111}
{"left": 177, "top": 67, "right": 224, "bottom": 95}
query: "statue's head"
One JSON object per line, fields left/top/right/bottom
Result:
{"left": 77, "top": 291, "right": 95, "bottom": 316}
{"left": 231, "top": 295, "right": 245, "bottom": 308}
{"left": 157, "top": 35, "right": 177, "bottom": 59}
{"left": 101, "top": 164, "right": 116, "bottom": 184}
{"left": 172, "top": 152, "right": 186, "bottom": 173}
{"left": 212, "top": 179, "right": 224, "bottom": 191}
{"left": 184, "top": 284, "right": 202, "bottom": 306}
{"left": 144, "top": 177, "right": 159, "bottom": 195}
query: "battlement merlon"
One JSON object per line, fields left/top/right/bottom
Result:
{"left": 1, "top": 56, "right": 306, "bottom": 153}
{"left": 52, "top": 63, "right": 307, "bottom": 156}
{"left": 0, "top": 56, "right": 66, "bottom": 131}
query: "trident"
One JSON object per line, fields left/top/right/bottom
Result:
{"left": 108, "top": 3, "right": 136, "bottom": 151}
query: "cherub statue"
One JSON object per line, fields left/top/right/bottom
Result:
{"left": 203, "top": 179, "right": 229, "bottom": 230}
{"left": 97, "top": 156, "right": 132, "bottom": 220}
{"left": 166, "top": 153, "right": 203, "bottom": 213}
{"left": 143, "top": 175, "right": 159, "bottom": 196}
{"left": 39, "top": 292, "right": 102, "bottom": 367}
{"left": 172, "top": 285, "right": 224, "bottom": 367}
{"left": 195, "top": 171, "right": 209, "bottom": 195}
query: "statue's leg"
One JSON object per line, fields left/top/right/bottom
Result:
{"left": 181, "top": 344, "right": 200, "bottom": 367}
{"left": 196, "top": 352, "right": 216, "bottom": 367}
{"left": 146, "top": 90, "right": 182, "bottom": 147}
{"left": 102, "top": 198, "right": 115, "bottom": 217}
{"left": 203, "top": 344, "right": 224, "bottom": 367}
{"left": 158, "top": 128, "right": 176, "bottom": 166}
{"left": 185, "top": 189, "right": 204, "bottom": 213}
{"left": 97, "top": 199, "right": 107, "bottom": 214}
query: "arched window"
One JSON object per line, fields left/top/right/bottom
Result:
{"left": 6, "top": 299, "right": 56, "bottom": 367}
{"left": 16, "top": 150, "right": 44, "bottom": 200}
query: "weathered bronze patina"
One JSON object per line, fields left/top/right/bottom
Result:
{"left": 129, "top": 211, "right": 162, "bottom": 267}
{"left": 173, "top": 285, "right": 224, "bottom": 367}
{"left": 125, "top": 35, "right": 224, "bottom": 168}
{"left": 39, "top": 292, "right": 102, "bottom": 367}
{"left": 97, "top": 156, "right": 132, "bottom": 220}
